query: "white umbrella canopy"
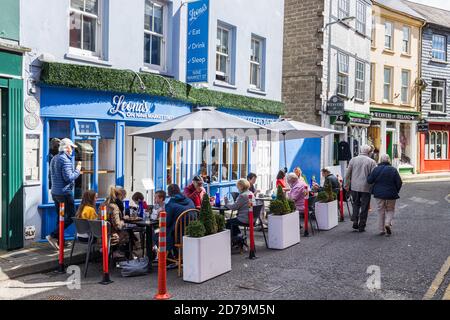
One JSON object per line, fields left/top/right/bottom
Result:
{"left": 130, "top": 107, "right": 266, "bottom": 141}
{"left": 265, "top": 119, "right": 343, "bottom": 139}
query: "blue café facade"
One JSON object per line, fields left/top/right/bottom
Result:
{"left": 37, "top": 85, "right": 279, "bottom": 239}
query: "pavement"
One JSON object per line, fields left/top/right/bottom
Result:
{"left": 1, "top": 181, "right": 449, "bottom": 300}
{"left": 400, "top": 172, "right": 450, "bottom": 183}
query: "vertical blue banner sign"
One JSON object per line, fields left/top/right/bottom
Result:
{"left": 186, "top": 0, "right": 209, "bottom": 83}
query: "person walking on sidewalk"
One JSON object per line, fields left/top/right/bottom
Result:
{"left": 46, "top": 138, "right": 81, "bottom": 250}
{"left": 344, "top": 145, "right": 377, "bottom": 232}
{"left": 367, "top": 154, "right": 402, "bottom": 236}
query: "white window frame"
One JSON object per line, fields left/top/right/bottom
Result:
{"left": 432, "top": 34, "right": 447, "bottom": 61}
{"left": 338, "top": 0, "right": 350, "bottom": 20}
{"left": 384, "top": 21, "right": 393, "bottom": 50}
{"left": 401, "top": 69, "right": 410, "bottom": 104}
{"left": 144, "top": 0, "right": 166, "bottom": 71}
{"left": 337, "top": 52, "right": 349, "bottom": 97}
{"left": 69, "top": 0, "right": 102, "bottom": 57}
{"left": 216, "top": 25, "right": 232, "bottom": 83}
{"left": 355, "top": 60, "right": 365, "bottom": 101}
{"left": 426, "top": 131, "right": 449, "bottom": 160}
{"left": 371, "top": 15, "right": 376, "bottom": 47}
{"left": 370, "top": 63, "right": 375, "bottom": 101}
{"left": 356, "top": 1, "right": 366, "bottom": 35}
{"left": 402, "top": 26, "right": 411, "bottom": 54}
{"left": 431, "top": 79, "right": 446, "bottom": 112}
{"left": 250, "top": 36, "right": 263, "bottom": 90}
{"left": 383, "top": 66, "right": 393, "bottom": 102}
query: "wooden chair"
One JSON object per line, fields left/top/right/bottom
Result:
{"left": 166, "top": 208, "right": 200, "bottom": 277}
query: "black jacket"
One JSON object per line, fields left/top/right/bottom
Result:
{"left": 317, "top": 174, "right": 340, "bottom": 196}
{"left": 338, "top": 141, "right": 352, "bottom": 161}
{"left": 367, "top": 163, "right": 403, "bottom": 200}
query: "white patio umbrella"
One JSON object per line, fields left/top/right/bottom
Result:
{"left": 130, "top": 107, "right": 265, "bottom": 141}
{"left": 265, "top": 119, "right": 343, "bottom": 171}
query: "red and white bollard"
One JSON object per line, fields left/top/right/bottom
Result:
{"left": 99, "top": 205, "right": 113, "bottom": 285}
{"left": 248, "top": 194, "right": 256, "bottom": 260}
{"left": 154, "top": 210, "right": 171, "bottom": 300}
{"left": 338, "top": 175, "right": 344, "bottom": 222}
{"left": 303, "top": 197, "right": 309, "bottom": 237}
{"left": 57, "top": 202, "right": 65, "bottom": 273}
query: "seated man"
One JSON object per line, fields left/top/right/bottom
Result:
{"left": 183, "top": 176, "right": 206, "bottom": 208}
{"left": 165, "top": 184, "right": 195, "bottom": 254}
{"left": 312, "top": 168, "right": 340, "bottom": 196}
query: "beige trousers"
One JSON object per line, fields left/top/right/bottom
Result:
{"left": 375, "top": 198, "right": 396, "bottom": 232}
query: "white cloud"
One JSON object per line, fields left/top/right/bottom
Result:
{"left": 408, "top": 0, "right": 450, "bottom": 10}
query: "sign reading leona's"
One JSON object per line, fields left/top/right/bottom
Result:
{"left": 109, "top": 95, "right": 173, "bottom": 121}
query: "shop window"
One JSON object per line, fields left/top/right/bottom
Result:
{"left": 211, "top": 141, "right": 220, "bottom": 182}
{"left": 74, "top": 139, "right": 95, "bottom": 199}
{"left": 400, "top": 123, "right": 412, "bottom": 165}
{"left": 75, "top": 119, "right": 99, "bottom": 136}
{"left": 222, "top": 141, "right": 230, "bottom": 181}
{"left": 166, "top": 142, "right": 173, "bottom": 185}
{"left": 231, "top": 140, "right": 239, "bottom": 180}
{"left": 97, "top": 122, "right": 116, "bottom": 198}
{"left": 175, "top": 142, "right": 182, "bottom": 186}
{"left": 426, "top": 131, "right": 450, "bottom": 160}
{"left": 47, "top": 120, "right": 71, "bottom": 194}
{"left": 430, "top": 132, "right": 436, "bottom": 160}
{"left": 144, "top": 0, "right": 165, "bottom": 69}
{"left": 69, "top": 0, "right": 102, "bottom": 56}
{"left": 425, "top": 132, "right": 430, "bottom": 160}
{"left": 240, "top": 141, "right": 248, "bottom": 179}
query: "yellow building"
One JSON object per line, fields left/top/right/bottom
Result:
{"left": 369, "top": 0, "right": 425, "bottom": 174}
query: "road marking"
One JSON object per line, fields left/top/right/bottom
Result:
{"left": 408, "top": 197, "right": 439, "bottom": 205}
{"left": 398, "top": 204, "right": 408, "bottom": 210}
{"left": 443, "top": 283, "right": 450, "bottom": 300}
{"left": 423, "top": 256, "right": 450, "bottom": 300}
{"left": 445, "top": 194, "right": 450, "bottom": 204}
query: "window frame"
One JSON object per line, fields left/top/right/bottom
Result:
{"left": 356, "top": 1, "right": 366, "bottom": 35}
{"left": 143, "top": 0, "right": 166, "bottom": 71}
{"left": 338, "top": 0, "right": 350, "bottom": 20}
{"left": 401, "top": 69, "right": 410, "bottom": 105}
{"left": 250, "top": 36, "right": 264, "bottom": 90}
{"left": 355, "top": 60, "right": 366, "bottom": 102}
{"left": 425, "top": 130, "right": 449, "bottom": 160}
{"left": 384, "top": 21, "right": 393, "bottom": 50}
{"left": 337, "top": 52, "right": 350, "bottom": 97}
{"left": 432, "top": 34, "right": 447, "bottom": 61}
{"left": 431, "top": 79, "right": 446, "bottom": 112}
{"left": 383, "top": 66, "right": 393, "bottom": 103}
{"left": 216, "top": 25, "right": 232, "bottom": 83}
{"left": 402, "top": 26, "right": 411, "bottom": 54}
{"left": 74, "top": 119, "right": 100, "bottom": 136}
{"left": 370, "top": 63, "right": 375, "bottom": 101}
{"left": 69, "top": 0, "right": 102, "bottom": 57}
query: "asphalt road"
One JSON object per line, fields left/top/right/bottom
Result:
{"left": 1, "top": 181, "right": 449, "bottom": 300}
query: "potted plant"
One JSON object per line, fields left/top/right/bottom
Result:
{"left": 267, "top": 185, "right": 300, "bottom": 249}
{"left": 314, "top": 181, "right": 338, "bottom": 230}
{"left": 183, "top": 194, "right": 231, "bottom": 283}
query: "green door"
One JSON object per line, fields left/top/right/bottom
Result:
{"left": 386, "top": 132, "right": 393, "bottom": 161}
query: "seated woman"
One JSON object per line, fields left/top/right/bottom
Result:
{"left": 75, "top": 190, "right": 98, "bottom": 243}
{"left": 287, "top": 173, "right": 309, "bottom": 213}
{"left": 131, "top": 191, "right": 149, "bottom": 212}
{"left": 276, "top": 170, "right": 290, "bottom": 192}
{"left": 224, "top": 179, "right": 255, "bottom": 238}
{"left": 102, "top": 186, "right": 130, "bottom": 258}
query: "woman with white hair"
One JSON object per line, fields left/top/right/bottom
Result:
{"left": 367, "top": 154, "right": 403, "bottom": 236}
{"left": 287, "top": 173, "right": 309, "bottom": 213}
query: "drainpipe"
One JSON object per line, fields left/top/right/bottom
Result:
{"left": 416, "top": 20, "right": 427, "bottom": 174}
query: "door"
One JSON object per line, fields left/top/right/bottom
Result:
{"left": 386, "top": 131, "right": 393, "bottom": 160}
{"left": 255, "top": 141, "right": 272, "bottom": 193}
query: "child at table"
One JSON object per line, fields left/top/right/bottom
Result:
{"left": 75, "top": 190, "right": 98, "bottom": 243}
{"left": 151, "top": 190, "right": 166, "bottom": 221}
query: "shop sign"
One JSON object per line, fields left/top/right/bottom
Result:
{"left": 370, "top": 111, "right": 419, "bottom": 121}
{"left": 327, "top": 96, "right": 345, "bottom": 116}
{"left": 109, "top": 95, "right": 174, "bottom": 121}
{"left": 349, "top": 117, "right": 371, "bottom": 126}
{"left": 417, "top": 119, "right": 429, "bottom": 133}
{"left": 186, "top": 0, "right": 209, "bottom": 83}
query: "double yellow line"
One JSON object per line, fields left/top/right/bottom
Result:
{"left": 424, "top": 256, "right": 450, "bottom": 300}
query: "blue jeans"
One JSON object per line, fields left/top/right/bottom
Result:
{"left": 50, "top": 193, "right": 75, "bottom": 240}
{"left": 226, "top": 218, "right": 242, "bottom": 238}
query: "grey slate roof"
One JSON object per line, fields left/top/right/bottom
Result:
{"left": 374, "top": 0, "right": 426, "bottom": 20}
{"left": 403, "top": 1, "right": 450, "bottom": 29}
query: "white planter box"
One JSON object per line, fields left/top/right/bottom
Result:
{"left": 183, "top": 230, "right": 231, "bottom": 283}
{"left": 315, "top": 200, "right": 338, "bottom": 230}
{"left": 268, "top": 211, "right": 300, "bottom": 250}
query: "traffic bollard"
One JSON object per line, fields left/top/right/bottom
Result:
{"left": 339, "top": 187, "right": 345, "bottom": 222}
{"left": 99, "top": 205, "right": 113, "bottom": 285}
{"left": 154, "top": 210, "right": 171, "bottom": 300}
{"left": 248, "top": 194, "right": 256, "bottom": 260}
{"left": 57, "top": 202, "right": 65, "bottom": 273}
{"left": 303, "top": 198, "right": 309, "bottom": 237}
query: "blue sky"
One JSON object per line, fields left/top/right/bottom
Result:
{"left": 409, "top": 0, "right": 450, "bottom": 10}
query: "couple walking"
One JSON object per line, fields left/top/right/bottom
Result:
{"left": 345, "top": 145, "right": 403, "bottom": 236}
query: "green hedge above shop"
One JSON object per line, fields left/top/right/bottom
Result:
{"left": 40, "top": 62, "right": 284, "bottom": 115}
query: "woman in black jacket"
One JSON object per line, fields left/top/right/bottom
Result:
{"left": 367, "top": 154, "right": 403, "bottom": 236}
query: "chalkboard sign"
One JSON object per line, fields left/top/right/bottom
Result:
{"left": 417, "top": 119, "right": 429, "bottom": 133}
{"left": 327, "top": 96, "right": 345, "bottom": 116}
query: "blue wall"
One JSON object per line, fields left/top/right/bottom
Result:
{"left": 280, "top": 138, "right": 321, "bottom": 184}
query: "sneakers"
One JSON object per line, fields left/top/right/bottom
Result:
{"left": 385, "top": 225, "right": 392, "bottom": 236}
{"left": 46, "top": 235, "right": 59, "bottom": 251}
{"left": 358, "top": 227, "right": 365, "bottom": 232}
{"left": 352, "top": 223, "right": 359, "bottom": 230}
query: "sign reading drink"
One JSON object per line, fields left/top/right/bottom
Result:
{"left": 327, "top": 96, "right": 345, "bottom": 116}
{"left": 109, "top": 95, "right": 174, "bottom": 121}
{"left": 186, "top": 0, "right": 209, "bottom": 83}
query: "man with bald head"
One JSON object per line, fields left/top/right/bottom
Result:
{"left": 344, "top": 145, "right": 377, "bottom": 232}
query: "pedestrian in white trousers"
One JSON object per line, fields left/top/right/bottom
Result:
{"left": 367, "top": 154, "right": 403, "bottom": 236}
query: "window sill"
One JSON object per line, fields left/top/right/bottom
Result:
{"left": 400, "top": 103, "right": 412, "bottom": 107}
{"left": 355, "top": 30, "right": 367, "bottom": 39}
{"left": 382, "top": 100, "right": 395, "bottom": 105}
{"left": 354, "top": 99, "right": 366, "bottom": 104}
{"left": 213, "top": 81, "right": 237, "bottom": 90}
{"left": 338, "top": 20, "right": 351, "bottom": 29}
{"left": 64, "top": 53, "right": 112, "bottom": 66}
{"left": 247, "top": 88, "right": 267, "bottom": 96}
{"left": 428, "top": 111, "right": 447, "bottom": 117}
{"left": 430, "top": 58, "right": 449, "bottom": 65}
{"left": 382, "top": 49, "right": 395, "bottom": 55}
{"left": 371, "top": 46, "right": 377, "bottom": 50}
{"left": 401, "top": 52, "right": 412, "bottom": 58}
{"left": 140, "top": 66, "right": 171, "bottom": 77}
{"left": 337, "top": 93, "right": 349, "bottom": 100}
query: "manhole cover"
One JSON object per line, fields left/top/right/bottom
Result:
{"left": 238, "top": 281, "right": 282, "bottom": 293}
{"left": 46, "top": 295, "right": 72, "bottom": 300}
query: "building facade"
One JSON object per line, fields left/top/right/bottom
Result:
{"left": 405, "top": 1, "right": 450, "bottom": 173}
{"left": 0, "top": 0, "right": 28, "bottom": 250}
{"left": 369, "top": 0, "right": 424, "bottom": 173}
{"left": 19, "top": 0, "right": 284, "bottom": 246}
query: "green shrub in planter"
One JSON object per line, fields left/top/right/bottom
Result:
{"left": 269, "top": 199, "right": 287, "bottom": 216}
{"left": 199, "top": 193, "right": 218, "bottom": 235}
{"left": 186, "top": 220, "right": 206, "bottom": 238}
{"left": 288, "top": 199, "right": 296, "bottom": 213}
{"left": 317, "top": 181, "right": 337, "bottom": 203}
{"left": 215, "top": 213, "right": 226, "bottom": 232}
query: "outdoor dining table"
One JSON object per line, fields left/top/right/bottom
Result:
{"left": 211, "top": 205, "right": 229, "bottom": 216}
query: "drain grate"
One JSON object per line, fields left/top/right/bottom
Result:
{"left": 46, "top": 295, "right": 72, "bottom": 300}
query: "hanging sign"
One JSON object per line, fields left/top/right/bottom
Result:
{"left": 186, "top": 0, "right": 209, "bottom": 83}
{"left": 417, "top": 119, "right": 429, "bottom": 133}
{"left": 326, "top": 96, "right": 345, "bottom": 116}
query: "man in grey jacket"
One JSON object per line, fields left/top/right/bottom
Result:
{"left": 344, "top": 145, "right": 377, "bottom": 232}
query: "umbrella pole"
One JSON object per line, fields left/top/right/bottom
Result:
{"left": 283, "top": 133, "right": 287, "bottom": 173}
